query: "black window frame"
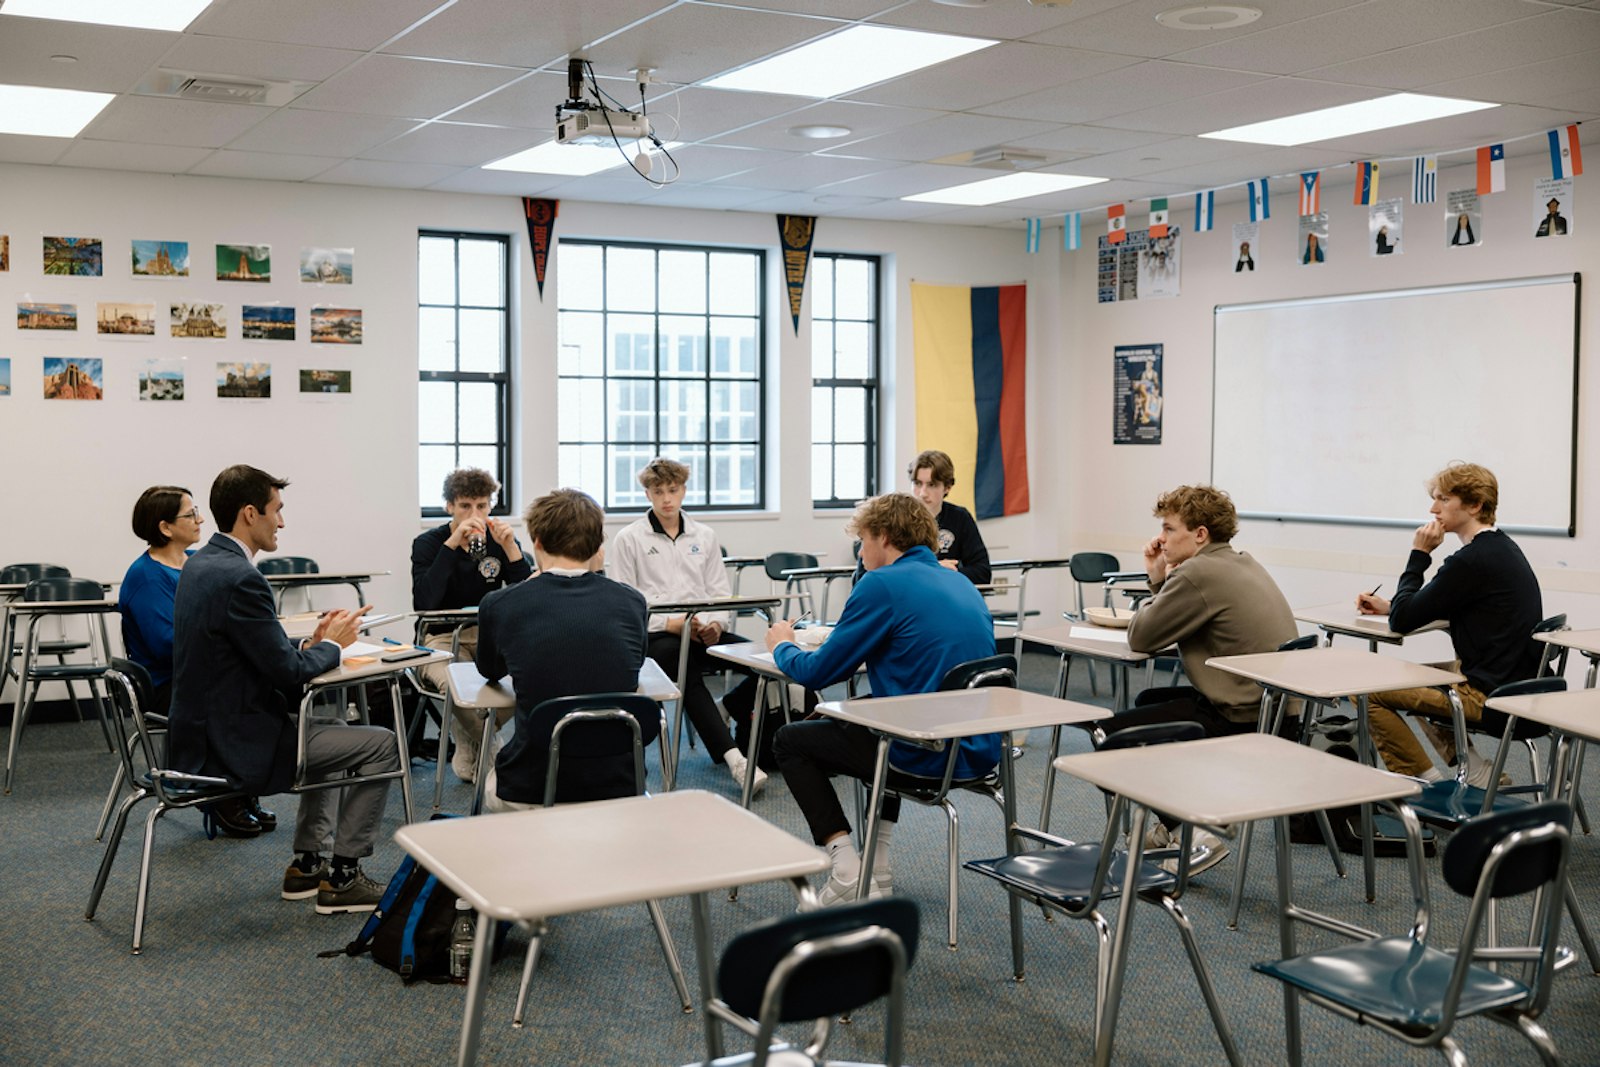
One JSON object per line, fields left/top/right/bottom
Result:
{"left": 555, "top": 237, "right": 768, "bottom": 513}
{"left": 418, "top": 230, "right": 513, "bottom": 519}
{"left": 810, "top": 251, "right": 882, "bottom": 509}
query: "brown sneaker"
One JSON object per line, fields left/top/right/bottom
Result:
{"left": 281, "top": 860, "right": 328, "bottom": 901}
{"left": 315, "top": 867, "right": 384, "bottom": 915}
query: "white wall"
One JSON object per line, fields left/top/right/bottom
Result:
{"left": 1058, "top": 150, "right": 1596, "bottom": 667}
{"left": 0, "top": 162, "right": 1075, "bottom": 677}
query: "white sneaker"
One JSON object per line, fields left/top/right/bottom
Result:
{"left": 1142, "top": 821, "right": 1175, "bottom": 851}
{"left": 725, "top": 750, "right": 768, "bottom": 798}
{"left": 866, "top": 869, "right": 893, "bottom": 899}
{"left": 815, "top": 871, "right": 860, "bottom": 907}
{"left": 1160, "top": 829, "right": 1231, "bottom": 877}
{"left": 451, "top": 740, "right": 479, "bottom": 784}
{"left": 1463, "top": 750, "right": 1512, "bottom": 790}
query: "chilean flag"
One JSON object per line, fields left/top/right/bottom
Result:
{"left": 1549, "top": 125, "right": 1583, "bottom": 179}
{"left": 1477, "top": 144, "right": 1505, "bottom": 195}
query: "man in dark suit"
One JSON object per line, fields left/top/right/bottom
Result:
{"left": 168, "top": 465, "right": 397, "bottom": 914}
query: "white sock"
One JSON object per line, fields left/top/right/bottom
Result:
{"left": 1419, "top": 766, "right": 1445, "bottom": 783}
{"left": 827, "top": 837, "right": 860, "bottom": 883}
{"left": 872, "top": 822, "right": 894, "bottom": 875}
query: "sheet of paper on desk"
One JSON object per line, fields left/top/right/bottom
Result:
{"left": 1068, "top": 625, "right": 1130, "bottom": 643}
{"left": 751, "top": 651, "right": 777, "bottom": 665}
{"left": 342, "top": 641, "right": 385, "bottom": 660}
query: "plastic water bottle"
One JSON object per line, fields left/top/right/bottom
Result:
{"left": 449, "top": 898, "right": 476, "bottom": 983}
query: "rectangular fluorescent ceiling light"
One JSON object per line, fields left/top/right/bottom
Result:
{"left": 703, "top": 25, "right": 996, "bottom": 99}
{"left": 1199, "top": 93, "right": 1497, "bottom": 146}
{"left": 484, "top": 140, "right": 677, "bottom": 178}
{"left": 0, "top": 83, "right": 114, "bottom": 137}
{"left": 904, "top": 172, "right": 1107, "bottom": 206}
{"left": 0, "top": 0, "right": 214, "bottom": 32}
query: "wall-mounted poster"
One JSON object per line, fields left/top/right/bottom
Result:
{"left": 139, "top": 359, "right": 185, "bottom": 401}
{"left": 18, "top": 302, "right": 77, "bottom": 330}
{"left": 0, "top": 359, "right": 10, "bottom": 396}
{"left": 171, "top": 302, "right": 226, "bottom": 339}
{"left": 43, "top": 357, "right": 102, "bottom": 399}
{"left": 0, "top": 235, "right": 9, "bottom": 271}
{"left": 217, "top": 243, "right": 270, "bottom": 282}
{"left": 242, "top": 304, "right": 295, "bottom": 340}
{"left": 1446, "top": 189, "right": 1482, "bottom": 248}
{"left": 1231, "top": 222, "right": 1258, "bottom": 272}
{"left": 217, "top": 361, "right": 271, "bottom": 398}
{"left": 1114, "top": 343, "right": 1163, "bottom": 445}
{"left": 1298, "top": 213, "right": 1328, "bottom": 265}
{"left": 1136, "top": 227, "right": 1180, "bottom": 299}
{"left": 300, "top": 247, "right": 353, "bottom": 284}
{"left": 310, "top": 306, "right": 362, "bottom": 344}
{"left": 1534, "top": 177, "right": 1573, "bottom": 238}
{"left": 43, "top": 236, "right": 102, "bottom": 276}
{"left": 1369, "top": 198, "right": 1403, "bottom": 257}
{"left": 132, "top": 240, "right": 189, "bottom": 277}
{"left": 96, "top": 302, "right": 156, "bottom": 337}
{"left": 1096, "top": 227, "right": 1180, "bottom": 303}
{"left": 300, "top": 368, "right": 352, "bottom": 394}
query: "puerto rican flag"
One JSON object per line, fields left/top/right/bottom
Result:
{"left": 1549, "top": 125, "right": 1583, "bottom": 179}
{"left": 1298, "top": 172, "right": 1321, "bottom": 216}
{"left": 1477, "top": 144, "right": 1505, "bottom": 195}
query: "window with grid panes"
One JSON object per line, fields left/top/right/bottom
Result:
{"left": 556, "top": 240, "right": 765, "bottom": 511}
{"left": 417, "top": 232, "right": 511, "bottom": 516}
{"left": 810, "top": 253, "right": 880, "bottom": 507}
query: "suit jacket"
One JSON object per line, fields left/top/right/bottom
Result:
{"left": 167, "top": 533, "right": 341, "bottom": 793}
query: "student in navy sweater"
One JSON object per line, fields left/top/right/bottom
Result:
{"left": 120, "top": 485, "right": 205, "bottom": 716}
{"left": 477, "top": 489, "right": 653, "bottom": 809}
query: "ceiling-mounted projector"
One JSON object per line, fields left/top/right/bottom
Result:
{"left": 556, "top": 107, "right": 652, "bottom": 145}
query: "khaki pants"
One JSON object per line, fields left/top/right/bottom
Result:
{"left": 1366, "top": 679, "right": 1487, "bottom": 778}
{"left": 417, "top": 626, "right": 511, "bottom": 754}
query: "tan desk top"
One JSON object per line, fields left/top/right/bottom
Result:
{"left": 1054, "top": 733, "right": 1420, "bottom": 826}
{"left": 6, "top": 598, "right": 120, "bottom": 614}
{"left": 1536, "top": 628, "right": 1600, "bottom": 659}
{"left": 1485, "top": 688, "right": 1600, "bottom": 744}
{"left": 445, "top": 659, "right": 680, "bottom": 710}
{"left": 279, "top": 611, "right": 407, "bottom": 641}
{"left": 1293, "top": 602, "right": 1448, "bottom": 645}
{"left": 263, "top": 570, "right": 391, "bottom": 584}
{"left": 817, "top": 686, "right": 1108, "bottom": 741}
{"left": 394, "top": 790, "right": 826, "bottom": 920}
{"left": 309, "top": 646, "right": 451, "bottom": 687}
{"left": 1207, "top": 646, "right": 1463, "bottom": 700}
{"left": 1017, "top": 622, "right": 1155, "bottom": 664}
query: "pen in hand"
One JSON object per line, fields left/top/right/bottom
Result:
{"left": 1368, "top": 584, "right": 1382, "bottom": 596}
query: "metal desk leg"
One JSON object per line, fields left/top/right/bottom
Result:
{"left": 665, "top": 611, "right": 701, "bottom": 791}
{"left": 1273, "top": 813, "right": 1302, "bottom": 1067}
{"left": 1094, "top": 804, "right": 1149, "bottom": 1067}
{"left": 1355, "top": 695, "right": 1377, "bottom": 902}
{"left": 739, "top": 677, "right": 769, "bottom": 811}
{"left": 690, "top": 891, "right": 722, "bottom": 1061}
{"left": 456, "top": 907, "right": 495, "bottom": 1067}
{"left": 3, "top": 615, "right": 41, "bottom": 794}
{"left": 853, "top": 737, "right": 893, "bottom": 901}
{"left": 390, "top": 676, "right": 416, "bottom": 825}
{"left": 470, "top": 708, "right": 494, "bottom": 816}
{"left": 1038, "top": 653, "right": 1073, "bottom": 831}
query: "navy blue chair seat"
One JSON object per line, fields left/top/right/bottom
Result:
{"left": 964, "top": 842, "right": 1176, "bottom": 910}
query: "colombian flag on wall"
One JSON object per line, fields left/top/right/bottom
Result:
{"left": 911, "top": 283, "right": 1030, "bottom": 520}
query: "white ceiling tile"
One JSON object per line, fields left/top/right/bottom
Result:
{"left": 648, "top": 87, "right": 814, "bottom": 143}
{"left": 708, "top": 152, "right": 892, "bottom": 191}
{"left": 977, "top": 62, "right": 1268, "bottom": 124}
{"left": 1066, "top": 135, "right": 1252, "bottom": 179}
{"left": 706, "top": 100, "right": 943, "bottom": 151}
{"left": 714, "top": 0, "right": 900, "bottom": 18}
{"left": 440, "top": 72, "right": 569, "bottom": 130}
{"left": 820, "top": 198, "right": 956, "bottom": 221}
{"left": 359, "top": 122, "right": 545, "bottom": 166}
{"left": 425, "top": 168, "right": 572, "bottom": 196}
{"left": 0, "top": 21, "right": 175, "bottom": 93}
{"left": 845, "top": 42, "right": 1142, "bottom": 111}
{"left": 662, "top": 143, "right": 797, "bottom": 181}
{"left": 537, "top": 177, "right": 663, "bottom": 204}
{"left": 585, "top": 5, "right": 835, "bottom": 88}
{"left": 826, "top": 112, "right": 1059, "bottom": 162}
{"left": 1105, "top": 77, "right": 1376, "bottom": 135}
{"left": 1419, "top": 47, "right": 1600, "bottom": 105}
{"left": 634, "top": 182, "right": 792, "bottom": 210}
{"left": 0, "top": 133, "right": 71, "bottom": 165}
{"left": 737, "top": 190, "right": 883, "bottom": 214}
{"left": 291, "top": 56, "right": 526, "bottom": 119}
{"left": 1024, "top": 0, "right": 1369, "bottom": 60}
{"left": 1312, "top": 103, "right": 1594, "bottom": 158}
{"left": 159, "top": 36, "right": 365, "bottom": 84}
{"left": 1139, "top": 146, "right": 1355, "bottom": 190}
{"left": 56, "top": 141, "right": 213, "bottom": 173}
{"left": 1008, "top": 124, "right": 1170, "bottom": 154}
{"left": 186, "top": 149, "right": 342, "bottom": 181}
{"left": 313, "top": 158, "right": 468, "bottom": 188}
{"left": 870, "top": 0, "right": 1128, "bottom": 43}
{"left": 380, "top": 0, "right": 674, "bottom": 68}
{"left": 189, "top": 0, "right": 451, "bottom": 51}
{"left": 227, "top": 110, "right": 420, "bottom": 157}
{"left": 80, "top": 96, "right": 269, "bottom": 149}
{"left": 817, "top": 161, "right": 1002, "bottom": 198}
{"left": 1169, "top": 0, "right": 1539, "bottom": 76}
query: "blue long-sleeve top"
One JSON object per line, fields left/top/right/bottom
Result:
{"left": 119, "top": 551, "right": 186, "bottom": 688}
{"left": 773, "top": 545, "right": 999, "bottom": 778}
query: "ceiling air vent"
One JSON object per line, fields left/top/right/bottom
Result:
{"left": 177, "top": 77, "right": 270, "bottom": 103}
{"left": 932, "top": 145, "right": 1052, "bottom": 171}
{"left": 135, "top": 69, "right": 316, "bottom": 107}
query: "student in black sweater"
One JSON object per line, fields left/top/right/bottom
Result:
{"left": 908, "top": 449, "right": 992, "bottom": 585}
{"left": 1356, "top": 463, "right": 1543, "bottom": 784}
{"left": 477, "top": 488, "right": 654, "bottom": 809}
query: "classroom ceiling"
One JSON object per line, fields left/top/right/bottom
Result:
{"left": 2, "top": 0, "right": 1598, "bottom": 227}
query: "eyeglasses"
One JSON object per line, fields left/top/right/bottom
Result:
{"left": 176, "top": 509, "right": 202, "bottom": 521}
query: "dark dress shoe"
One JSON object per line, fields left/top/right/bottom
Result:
{"left": 248, "top": 798, "right": 278, "bottom": 832}
{"left": 205, "top": 797, "right": 263, "bottom": 838}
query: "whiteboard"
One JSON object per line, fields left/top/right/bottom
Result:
{"left": 1211, "top": 274, "right": 1580, "bottom": 536}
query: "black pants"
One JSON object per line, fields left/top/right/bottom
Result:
{"left": 645, "top": 631, "right": 756, "bottom": 764}
{"left": 775, "top": 719, "right": 925, "bottom": 846}
{"left": 1100, "top": 686, "right": 1261, "bottom": 741}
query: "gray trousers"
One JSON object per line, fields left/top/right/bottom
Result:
{"left": 291, "top": 718, "right": 399, "bottom": 858}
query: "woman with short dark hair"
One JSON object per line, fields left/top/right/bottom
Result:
{"left": 119, "top": 485, "right": 204, "bottom": 714}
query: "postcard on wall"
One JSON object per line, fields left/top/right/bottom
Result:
{"left": 217, "top": 243, "right": 271, "bottom": 282}
{"left": 44, "top": 236, "right": 103, "bottom": 276}
{"left": 217, "top": 361, "right": 271, "bottom": 399}
{"left": 0, "top": 359, "right": 10, "bottom": 396}
{"left": 1113, "top": 344, "right": 1163, "bottom": 445}
{"left": 131, "top": 240, "right": 190, "bottom": 278}
{"left": 300, "top": 247, "right": 353, "bottom": 284}
{"left": 300, "top": 368, "right": 353, "bottom": 398}
{"left": 43, "top": 357, "right": 103, "bottom": 399}
{"left": 0, "top": 234, "right": 9, "bottom": 271}
{"left": 96, "top": 302, "right": 157, "bottom": 338}
{"left": 310, "top": 306, "right": 362, "bottom": 344}
{"left": 1231, "top": 222, "right": 1258, "bottom": 273}
{"left": 242, "top": 304, "right": 295, "bottom": 341}
{"left": 171, "top": 301, "right": 226, "bottom": 339}
{"left": 1298, "top": 213, "right": 1328, "bottom": 266}
{"left": 139, "top": 358, "right": 185, "bottom": 401}
{"left": 1369, "top": 198, "right": 1402, "bottom": 257}
{"left": 1446, "top": 189, "right": 1482, "bottom": 248}
{"left": 18, "top": 302, "right": 77, "bottom": 330}
{"left": 1534, "top": 177, "right": 1573, "bottom": 239}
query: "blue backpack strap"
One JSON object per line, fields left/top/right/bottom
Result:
{"left": 345, "top": 854, "right": 419, "bottom": 955}
{"left": 398, "top": 874, "right": 440, "bottom": 978}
